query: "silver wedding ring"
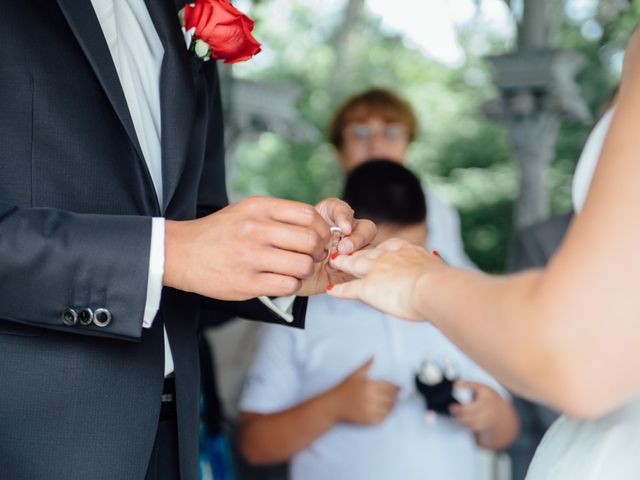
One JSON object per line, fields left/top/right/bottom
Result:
{"left": 328, "top": 226, "right": 344, "bottom": 259}
{"left": 330, "top": 226, "right": 343, "bottom": 247}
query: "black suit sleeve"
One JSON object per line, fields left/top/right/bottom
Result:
{"left": 194, "top": 62, "right": 307, "bottom": 330}
{"left": 0, "top": 202, "right": 152, "bottom": 340}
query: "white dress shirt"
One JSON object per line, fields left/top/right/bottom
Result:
{"left": 91, "top": 0, "right": 294, "bottom": 376}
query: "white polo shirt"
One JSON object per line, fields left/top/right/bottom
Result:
{"left": 239, "top": 295, "right": 507, "bottom": 480}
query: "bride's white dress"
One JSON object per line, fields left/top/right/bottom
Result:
{"left": 526, "top": 109, "right": 640, "bottom": 479}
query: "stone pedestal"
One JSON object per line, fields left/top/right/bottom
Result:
{"left": 485, "top": 49, "right": 590, "bottom": 228}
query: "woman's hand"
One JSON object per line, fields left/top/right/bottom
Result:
{"left": 327, "top": 238, "right": 446, "bottom": 320}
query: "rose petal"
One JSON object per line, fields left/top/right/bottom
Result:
{"left": 221, "top": 19, "right": 261, "bottom": 63}
{"left": 194, "top": 4, "right": 214, "bottom": 38}
{"left": 210, "top": 19, "right": 248, "bottom": 58}
{"left": 211, "top": 0, "right": 242, "bottom": 23}
{"left": 184, "top": 3, "right": 205, "bottom": 31}
{"left": 241, "top": 15, "right": 255, "bottom": 31}
{"left": 187, "top": 0, "right": 261, "bottom": 64}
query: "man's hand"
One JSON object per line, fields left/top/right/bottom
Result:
{"left": 449, "top": 381, "right": 519, "bottom": 450}
{"left": 328, "top": 357, "right": 399, "bottom": 426}
{"left": 298, "top": 197, "right": 376, "bottom": 296}
{"left": 163, "top": 196, "right": 376, "bottom": 301}
{"left": 313, "top": 197, "right": 376, "bottom": 256}
{"left": 164, "top": 196, "right": 329, "bottom": 300}
{"left": 449, "top": 382, "right": 503, "bottom": 432}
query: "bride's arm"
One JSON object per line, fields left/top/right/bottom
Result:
{"left": 330, "top": 29, "right": 640, "bottom": 419}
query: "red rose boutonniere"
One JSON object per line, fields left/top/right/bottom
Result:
{"left": 179, "top": 0, "right": 262, "bottom": 64}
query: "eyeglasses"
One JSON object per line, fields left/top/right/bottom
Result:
{"left": 345, "top": 123, "right": 409, "bottom": 142}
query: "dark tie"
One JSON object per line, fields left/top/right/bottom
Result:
{"left": 144, "top": 0, "right": 196, "bottom": 212}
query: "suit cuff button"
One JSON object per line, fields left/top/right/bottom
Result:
{"left": 62, "top": 308, "right": 78, "bottom": 326}
{"left": 79, "top": 308, "right": 94, "bottom": 326}
{"left": 93, "top": 308, "right": 112, "bottom": 327}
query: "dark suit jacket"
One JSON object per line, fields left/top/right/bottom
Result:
{"left": 0, "top": 1, "right": 306, "bottom": 479}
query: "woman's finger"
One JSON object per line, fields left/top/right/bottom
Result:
{"left": 330, "top": 249, "right": 381, "bottom": 278}
{"left": 327, "top": 278, "right": 365, "bottom": 300}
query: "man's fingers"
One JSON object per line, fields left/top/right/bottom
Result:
{"left": 352, "top": 356, "right": 375, "bottom": 375}
{"left": 453, "top": 382, "right": 478, "bottom": 405}
{"left": 454, "top": 412, "right": 489, "bottom": 432}
{"left": 373, "top": 403, "right": 394, "bottom": 418}
{"left": 453, "top": 401, "right": 483, "bottom": 418}
{"left": 329, "top": 206, "right": 355, "bottom": 236}
{"left": 252, "top": 248, "right": 316, "bottom": 280}
{"left": 370, "top": 381, "right": 401, "bottom": 403}
{"left": 316, "top": 198, "right": 355, "bottom": 236}
{"left": 253, "top": 272, "right": 302, "bottom": 297}
{"left": 249, "top": 197, "right": 331, "bottom": 247}
{"left": 372, "top": 380, "right": 401, "bottom": 394}
{"left": 450, "top": 402, "right": 488, "bottom": 429}
{"left": 450, "top": 405, "right": 473, "bottom": 423}
{"left": 376, "top": 393, "right": 399, "bottom": 410}
{"left": 256, "top": 222, "right": 327, "bottom": 261}
{"left": 454, "top": 380, "right": 482, "bottom": 392}
{"left": 338, "top": 219, "right": 377, "bottom": 255}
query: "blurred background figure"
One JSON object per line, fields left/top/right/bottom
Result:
{"left": 328, "top": 88, "right": 476, "bottom": 269}
{"left": 236, "top": 161, "right": 519, "bottom": 480}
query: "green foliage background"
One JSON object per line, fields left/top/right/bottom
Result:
{"left": 230, "top": 1, "right": 636, "bottom": 272}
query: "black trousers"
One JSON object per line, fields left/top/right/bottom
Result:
{"left": 145, "top": 381, "right": 180, "bottom": 480}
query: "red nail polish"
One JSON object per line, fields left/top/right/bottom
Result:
{"left": 432, "top": 250, "right": 440, "bottom": 257}
{"left": 326, "top": 284, "right": 334, "bottom": 291}
{"left": 330, "top": 252, "right": 339, "bottom": 260}
{"left": 348, "top": 252, "right": 354, "bottom": 256}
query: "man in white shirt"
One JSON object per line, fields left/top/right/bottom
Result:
{"left": 0, "top": 2, "right": 375, "bottom": 479}
{"left": 238, "top": 161, "right": 519, "bottom": 480}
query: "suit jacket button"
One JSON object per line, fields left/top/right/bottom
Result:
{"left": 93, "top": 308, "right": 112, "bottom": 327}
{"left": 62, "top": 308, "right": 78, "bottom": 326}
{"left": 79, "top": 308, "right": 94, "bottom": 326}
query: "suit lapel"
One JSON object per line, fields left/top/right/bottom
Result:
{"left": 56, "top": 0, "right": 147, "bottom": 178}
{"left": 145, "top": 0, "right": 197, "bottom": 213}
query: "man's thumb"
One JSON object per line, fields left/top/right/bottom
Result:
{"left": 354, "top": 355, "right": 375, "bottom": 375}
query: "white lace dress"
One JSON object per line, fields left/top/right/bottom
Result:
{"left": 526, "top": 109, "right": 640, "bottom": 479}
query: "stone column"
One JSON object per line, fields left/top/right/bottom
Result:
{"left": 485, "top": 1, "right": 590, "bottom": 228}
